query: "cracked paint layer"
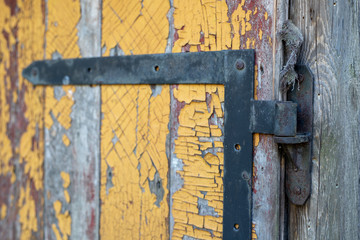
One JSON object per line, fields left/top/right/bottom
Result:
{"left": 45, "top": 0, "right": 80, "bottom": 130}
{"left": 100, "top": 85, "right": 170, "bottom": 239}
{"left": 172, "top": 1, "right": 277, "bottom": 238}
{"left": 170, "top": 85, "right": 224, "bottom": 240}
{"left": 101, "top": 0, "right": 170, "bottom": 55}
{"left": 100, "top": 1, "right": 171, "bottom": 239}
{"left": 173, "top": 0, "right": 271, "bottom": 53}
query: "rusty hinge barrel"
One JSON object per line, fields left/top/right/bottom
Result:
{"left": 251, "top": 65, "right": 314, "bottom": 206}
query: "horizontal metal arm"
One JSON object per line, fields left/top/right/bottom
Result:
{"left": 22, "top": 50, "right": 251, "bottom": 85}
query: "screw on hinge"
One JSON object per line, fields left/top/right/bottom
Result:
{"left": 295, "top": 187, "right": 302, "bottom": 195}
{"left": 235, "top": 59, "right": 245, "bottom": 70}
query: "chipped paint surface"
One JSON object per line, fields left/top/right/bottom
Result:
{"left": 0, "top": 204, "right": 6, "bottom": 220}
{"left": 45, "top": 87, "right": 76, "bottom": 130}
{"left": 100, "top": 1, "right": 171, "bottom": 239}
{"left": 252, "top": 223, "right": 258, "bottom": 239}
{"left": 172, "top": 0, "right": 279, "bottom": 238}
{"left": 46, "top": 0, "right": 81, "bottom": 59}
{"left": 0, "top": 0, "right": 45, "bottom": 239}
{"left": 51, "top": 173, "right": 71, "bottom": 240}
{"left": 173, "top": 0, "right": 272, "bottom": 52}
{"left": 44, "top": 1, "right": 80, "bottom": 238}
{"left": 170, "top": 85, "right": 224, "bottom": 240}
{"left": 52, "top": 201, "right": 71, "bottom": 240}
{"left": 101, "top": 0, "right": 170, "bottom": 55}
{"left": 100, "top": 85, "right": 170, "bottom": 239}
{"left": 0, "top": 0, "right": 282, "bottom": 239}
{"left": 44, "top": 0, "right": 101, "bottom": 239}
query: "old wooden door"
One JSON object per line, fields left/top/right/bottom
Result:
{"left": 0, "top": 0, "right": 359, "bottom": 240}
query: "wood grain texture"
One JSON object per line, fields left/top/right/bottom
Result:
{"left": 44, "top": 0, "right": 101, "bottom": 239}
{"left": 100, "top": 1, "right": 171, "bottom": 239}
{"left": 0, "top": 0, "right": 45, "bottom": 239}
{"left": 171, "top": 0, "right": 288, "bottom": 239}
{"left": 289, "top": 0, "right": 360, "bottom": 238}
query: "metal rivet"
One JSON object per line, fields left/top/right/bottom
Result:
{"left": 234, "top": 223, "right": 240, "bottom": 230}
{"left": 31, "top": 68, "right": 38, "bottom": 77}
{"left": 294, "top": 167, "right": 298, "bottom": 172}
{"left": 62, "top": 75, "right": 70, "bottom": 85}
{"left": 295, "top": 187, "right": 301, "bottom": 195}
{"left": 235, "top": 59, "right": 245, "bottom": 70}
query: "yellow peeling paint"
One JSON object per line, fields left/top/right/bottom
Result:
{"left": 52, "top": 172, "right": 71, "bottom": 240}
{"left": 1, "top": 204, "right": 6, "bottom": 219}
{"left": 5, "top": 0, "right": 46, "bottom": 239}
{"left": 61, "top": 172, "right": 71, "bottom": 189}
{"left": 252, "top": 223, "right": 258, "bottom": 239}
{"left": 172, "top": 1, "right": 271, "bottom": 238}
{"left": 172, "top": 85, "right": 224, "bottom": 240}
{"left": 0, "top": 0, "right": 15, "bottom": 185}
{"left": 64, "top": 190, "right": 70, "bottom": 204}
{"left": 45, "top": 87, "right": 76, "bottom": 130}
{"left": 62, "top": 135, "right": 70, "bottom": 147}
{"left": 52, "top": 201, "right": 71, "bottom": 240}
{"left": 101, "top": 1, "right": 171, "bottom": 238}
{"left": 172, "top": 0, "right": 261, "bottom": 52}
{"left": 46, "top": 0, "right": 80, "bottom": 59}
{"left": 18, "top": 183, "right": 38, "bottom": 240}
{"left": 45, "top": 0, "right": 80, "bottom": 132}
{"left": 102, "top": 0, "right": 170, "bottom": 55}
{"left": 101, "top": 85, "right": 170, "bottom": 239}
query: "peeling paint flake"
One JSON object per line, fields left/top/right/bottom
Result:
{"left": 100, "top": 85, "right": 170, "bottom": 239}
{"left": 171, "top": 85, "right": 224, "bottom": 240}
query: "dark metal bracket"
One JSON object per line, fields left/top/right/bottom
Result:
{"left": 22, "top": 51, "right": 313, "bottom": 239}
{"left": 250, "top": 65, "right": 313, "bottom": 205}
{"left": 276, "top": 65, "right": 314, "bottom": 205}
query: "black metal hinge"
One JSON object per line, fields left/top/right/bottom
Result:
{"left": 23, "top": 50, "right": 313, "bottom": 239}
{"left": 250, "top": 65, "right": 313, "bottom": 205}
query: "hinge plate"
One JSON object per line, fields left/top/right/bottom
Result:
{"left": 23, "top": 50, "right": 255, "bottom": 239}
{"left": 276, "top": 65, "right": 314, "bottom": 205}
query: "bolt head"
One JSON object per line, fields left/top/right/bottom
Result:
{"left": 235, "top": 59, "right": 245, "bottom": 70}
{"left": 295, "top": 187, "right": 302, "bottom": 195}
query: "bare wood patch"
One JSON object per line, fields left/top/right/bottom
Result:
{"left": 44, "top": 0, "right": 101, "bottom": 239}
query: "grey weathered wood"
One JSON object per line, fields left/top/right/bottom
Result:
{"left": 289, "top": 0, "right": 360, "bottom": 238}
{"left": 44, "top": 0, "right": 101, "bottom": 239}
{"left": 252, "top": 0, "right": 289, "bottom": 239}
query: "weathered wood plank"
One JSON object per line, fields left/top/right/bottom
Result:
{"left": 170, "top": 0, "right": 288, "bottom": 239}
{"left": 44, "top": 0, "right": 101, "bottom": 239}
{"left": 0, "top": 0, "right": 45, "bottom": 239}
{"left": 289, "top": 0, "right": 360, "bottom": 238}
{"left": 100, "top": 1, "right": 171, "bottom": 239}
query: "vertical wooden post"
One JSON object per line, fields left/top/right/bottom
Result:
{"left": 289, "top": 0, "right": 360, "bottom": 238}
